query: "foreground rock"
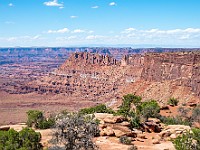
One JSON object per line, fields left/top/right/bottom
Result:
{"left": 159, "top": 125, "right": 191, "bottom": 140}
{"left": 95, "top": 113, "right": 138, "bottom": 138}
{"left": 141, "top": 118, "right": 163, "bottom": 133}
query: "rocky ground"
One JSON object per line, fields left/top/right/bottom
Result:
{"left": 1, "top": 111, "right": 193, "bottom": 150}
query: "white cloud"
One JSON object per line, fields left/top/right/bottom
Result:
{"left": 86, "top": 35, "right": 104, "bottom": 40}
{"left": 56, "top": 36, "right": 77, "bottom": 41}
{"left": 59, "top": 6, "right": 64, "bottom": 9}
{"left": 121, "top": 28, "right": 136, "bottom": 33}
{"left": 121, "top": 28, "right": 200, "bottom": 35}
{"left": 72, "top": 29, "right": 85, "bottom": 33}
{"left": 109, "top": 2, "right": 116, "bottom": 6}
{"left": 47, "top": 28, "right": 69, "bottom": 33}
{"left": 88, "top": 30, "right": 94, "bottom": 34}
{"left": 44, "top": 0, "right": 63, "bottom": 7}
{"left": 32, "top": 35, "right": 41, "bottom": 40}
{"left": 91, "top": 6, "right": 99, "bottom": 9}
{"left": 70, "top": 16, "right": 78, "bottom": 19}
{"left": 8, "top": 3, "right": 14, "bottom": 7}
{"left": 119, "top": 27, "right": 200, "bottom": 45}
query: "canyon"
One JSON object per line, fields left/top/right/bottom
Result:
{"left": 0, "top": 48, "right": 199, "bottom": 124}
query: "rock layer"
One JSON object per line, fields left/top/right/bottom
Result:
{"left": 15, "top": 51, "right": 200, "bottom": 105}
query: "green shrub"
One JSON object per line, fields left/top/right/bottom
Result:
{"left": 37, "top": 119, "right": 55, "bottom": 129}
{"left": 119, "top": 136, "right": 132, "bottom": 145}
{"left": 79, "top": 104, "right": 115, "bottom": 115}
{"left": 140, "top": 100, "right": 160, "bottom": 120}
{"left": 168, "top": 97, "right": 179, "bottom": 106}
{"left": 26, "top": 110, "right": 55, "bottom": 129}
{"left": 117, "top": 94, "right": 141, "bottom": 117}
{"left": 26, "top": 110, "right": 44, "bottom": 128}
{"left": 159, "top": 116, "right": 191, "bottom": 126}
{"left": 173, "top": 128, "right": 200, "bottom": 150}
{"left": 129, "top": 111, "right": 141, "bottom": 128}
{"left": 0, "top": 127, "right": 42, "bottom": 150}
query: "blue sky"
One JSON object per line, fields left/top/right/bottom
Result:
{"left": 0, "top": 0, "right": 200, "bottom": 47}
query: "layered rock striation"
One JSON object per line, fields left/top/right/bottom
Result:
{"left": 14, "top": 51, "right": 200, "bottom": 105}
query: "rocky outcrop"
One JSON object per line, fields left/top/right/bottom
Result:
{"left": 141, "top": 118, "right": 163, "bottom": 133}
{"left": 121, "top": 52, "right": 200, "bottom": 96}
{"left": 159, "top": 125, "right": 191, "bottom": 140}
{"left": 13, "top": 51, "right": 200, "bottom": 105}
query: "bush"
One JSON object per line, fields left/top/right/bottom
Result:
{"left": 140, "top": 100, "right": 160, "bottom": 120}
{"left": 128, "top": 145, "right": 138, "bottom": 150}
{"left": 79, "top": 104, "right": 115, "bottom": 115}
{"left": 117, "top": 94, "right": 141, "bottom": 117}
{"left": 173, "top": 128, "right": 200, "bottom": 150}
{"left": 191, "top": 106, "right": 200, "bottom": 123}
{"left": 0, "top": 127, "right": 42, "bottom": 150}
{"left": 119, "top": 136, "right": 132, "bottom": 145}
{"left": 26, "top": 110, "right": 44, "bottom": 128}
{"left": 129, "top": 111, "right": 141, "bottom": 128}
{"left": 26, "top": 110, "right": 55, "bottom": 129}
{"left": 51, "top": 112, "right": 99, "bottom": 150}
{"left": 168, "top": 97, "right": 179, "bottom": 106}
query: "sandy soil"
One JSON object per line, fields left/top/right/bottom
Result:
{"left": 0, "top": 91, "right": 98, "bottom": 125}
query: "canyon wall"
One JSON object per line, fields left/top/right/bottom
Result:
{"left": 13, "top": 51, "right": 200, "bottom": 105}
{"left": 121, "top": 52, "right": 200, "bottom": 96}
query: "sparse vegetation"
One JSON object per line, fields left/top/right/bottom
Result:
{"left": 26, "top": 110, "right": 55, "bottom": 129}
{"left": 0, "top": 127, "right": 42, "bottom": 150}
{"left": 168, "top": 97, "right": 179, "bottom": 106}
{"left": 178, "top": 106, "right": 190, "bottom": 118}
{"left": 79, "top": 104, "right": 115, "bottom": 115}
{"left": 159, "top": 116, "right": 191, "bottom": 126}
{"left": 191, "top": 106, "right": 200, "bottom": 123}
{"left": 119, "top": 136, "right": 132, "bottom": 145}
{"left": 173, "top": 128, "right": 200, "bottom": 150}
{"left": 51, "top": 112, "right": 99, "bottom": 150}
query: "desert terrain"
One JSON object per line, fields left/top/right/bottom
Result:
{"left": 0, "top": 48, "right": 200, "bottom": 125}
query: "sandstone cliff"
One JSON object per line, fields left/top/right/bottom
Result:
{"left": 15, "top": 51, "right": 200, "bottom": 106}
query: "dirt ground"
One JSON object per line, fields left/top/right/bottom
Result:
{"left": 0, "top": 91, "right": 98, "bottom": 125}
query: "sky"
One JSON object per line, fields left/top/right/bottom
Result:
{"left": 0, "top": 0, "right": 200, "bottom": 47}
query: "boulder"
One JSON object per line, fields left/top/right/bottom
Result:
{"left": 170, "top": 134, "right": 177, "bottom": 139}
{"left": 142, "top": 118, "right": 162, "bottom": 133}
{"left": 137, "top": 134, "right": 146, "bottom": 139}
{"left": 94, "top": 113, "right": 125, "bottom": 124}
{"left": 159, "top": 125, "right": 191, "bottom": 140}
{"left": 113, "top": 129, "right": 127, "bottom": 137}
{"left": 117, "top": 121, "right": 131, "bottom": 127}
{"left": 104, "top": 116, "right": 125, "bottom": 124}
{"left": 152, "top": 139, "right": 160, "bottom": 144}
{"left": 104, "top": 127, "right": 115, "bottom": 136}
